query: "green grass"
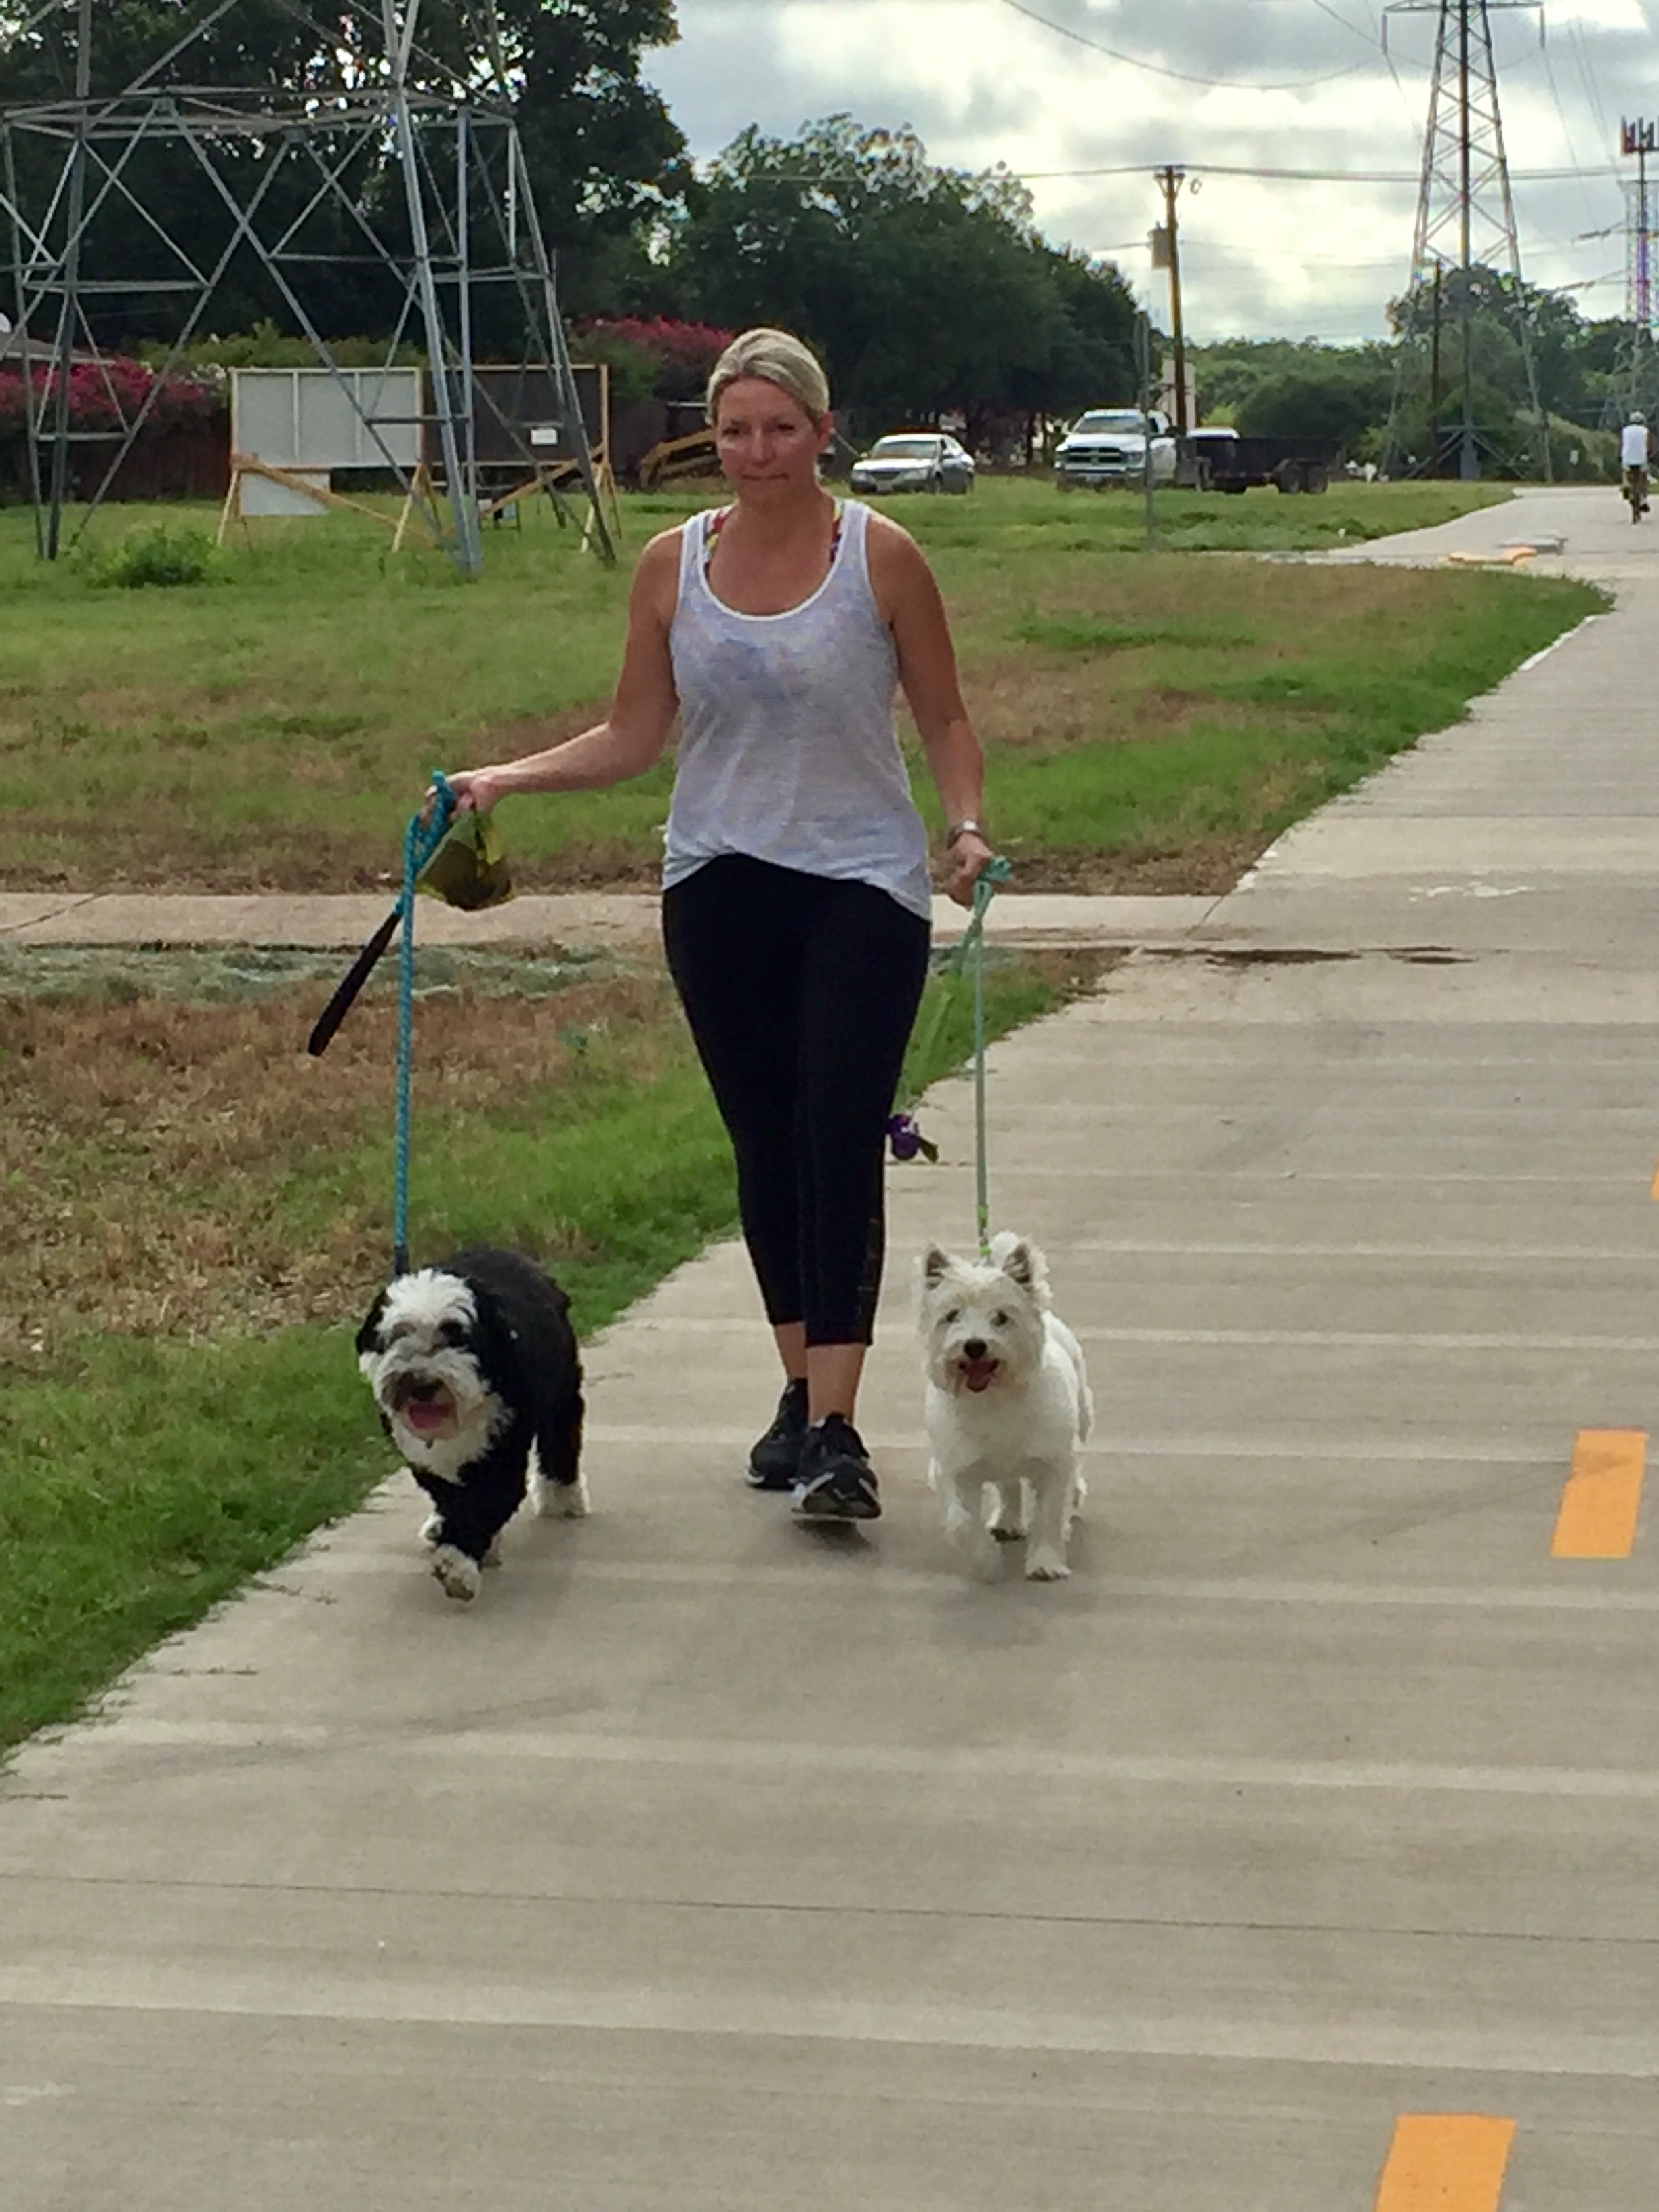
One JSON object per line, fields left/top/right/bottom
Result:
{"left": 0, "top": 948, "right": 1076, "bottom": 1755}
{"left": 0, "top": 476, "right": 1578, "bottom": 897}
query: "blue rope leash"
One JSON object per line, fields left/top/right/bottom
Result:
{"left": 392, "top": 772, "right": 455, "bottom": 1275}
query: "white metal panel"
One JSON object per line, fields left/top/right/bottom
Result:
{"left": 238, "top": 469, "right": 331, "bottom": 518}
{"left": 230, "top": 367, "right": 422, "bottom": 471}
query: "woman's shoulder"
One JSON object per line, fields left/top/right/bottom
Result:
{"left": 858, "top": 503, "right": 933, "bottom": 604}
{"left": 640, "top": 520, "right": 693, "bottom": 562}
{"left": 856, "top": 501, "right": 923, "bottom": 559}
{"left": 628, "top": 524, "right": 690, "bottom": 623}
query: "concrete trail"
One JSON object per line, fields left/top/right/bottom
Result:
{"left": 4, "top": 484, "right": 1658, "bottom": 2209}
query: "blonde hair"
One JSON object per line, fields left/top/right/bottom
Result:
{"left": 706, "top": 327, "right": 831, "bottom": 424}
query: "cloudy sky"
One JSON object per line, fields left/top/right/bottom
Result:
{"left": 644, "top": 0, "right": 1659, "bottom": 343}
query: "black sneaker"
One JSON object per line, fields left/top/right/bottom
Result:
{"left": 792, "top": 1414, "right": 881, "bottom": 1522}
{"left": 746, "top": 1378, "right": 809, "bottom": 1490}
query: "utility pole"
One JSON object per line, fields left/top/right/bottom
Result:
{"left": 1135, "top": 311, "right": 1158, "bottom": 552}
{"left": 1151, "top": 166, "right": 1189, "bottom": 434}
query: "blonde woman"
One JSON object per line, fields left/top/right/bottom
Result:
{"left": 438, "top": 328, "right": 994, "bottom": 1523}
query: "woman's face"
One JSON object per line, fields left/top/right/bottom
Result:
{"left": 713, "top": 376, "right": 832, "bottom": 496}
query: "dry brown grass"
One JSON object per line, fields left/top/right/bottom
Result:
{"left": 1, "top": 968, "right": 680, "bottom": 1358}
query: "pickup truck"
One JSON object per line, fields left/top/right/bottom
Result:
{"left": 1053, "top": 407, "right": 1179, "bottom": 489}
{"left": 1187, "top": 426, "right": 1342, "bottom": 495}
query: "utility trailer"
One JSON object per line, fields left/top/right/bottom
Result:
{"left": 1188, "top": 427, "right": 1343, "bottom": 495}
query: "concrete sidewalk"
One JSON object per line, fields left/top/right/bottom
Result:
{"left": 0, "top": 887, "right": 1218, "bottom": 954}
{"left": 5, "top": 485, "right": 1658, "bottom": 2209}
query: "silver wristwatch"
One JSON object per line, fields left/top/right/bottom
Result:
{"left": 945, "top": 817, "right": 986, "bottom": 848}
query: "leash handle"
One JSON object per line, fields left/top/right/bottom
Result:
{"left": 392, "top": 773, "right": 456, "bottom": 1273}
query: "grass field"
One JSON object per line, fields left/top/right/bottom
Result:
{"left": 0, "top": 475, "right": 1587, "bottom": 897}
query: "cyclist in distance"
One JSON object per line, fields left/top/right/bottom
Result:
{"left": 1622, "top": 410, "right": 1650, "bottom": 520}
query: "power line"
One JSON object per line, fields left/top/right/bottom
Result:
{"left": 994, "top": 0, "right": 1371, "bottom": 91}
{"left": 1306, "top": 0, "right": 1376, "bottom": 39}
{"left": 758, "top": 158, "right": 1623, "bottom": 186}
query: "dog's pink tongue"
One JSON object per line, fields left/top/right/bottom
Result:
{"left": 405, "top": 1399, "right": 448, "bottom": 1433}
{"left": 963, "top": 1359, "right": 998, "bottom": 1393}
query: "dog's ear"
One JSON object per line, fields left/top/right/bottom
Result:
{"left": 995, "top": 1238, "right": 1035, "bottom": 1292}
{"left": 922, "top": 1244, "right": 953, "bottom": 1287}
{"left": 996, "top": 1237, "right": 1044, "bottom": 1293}
{"left": 465, "top": 1282, "right": 523, "bottom": 1393}
{"left": 354, "top": 1290, "right": 389, "bottom": 1360}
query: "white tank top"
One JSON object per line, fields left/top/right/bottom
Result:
{"left": 663, "top": 499, "right": 933, "bottom": 920}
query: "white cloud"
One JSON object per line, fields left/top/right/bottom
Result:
{"left": 647, "top": 0, "right": 1659, "bottom": 339}
{"left": 1548, "top": 0, "right": 1648, "bottom": 28}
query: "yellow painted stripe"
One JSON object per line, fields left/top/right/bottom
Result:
{"left": 1553, "top": 1429, "right": 1646, "bottom": 1559}
{"left": 1375, "top": 2116, "right": 1515, "bottom": 2211}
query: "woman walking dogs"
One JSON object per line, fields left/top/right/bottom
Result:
{"left": 434, "top": 327, "right": 994, "bottom": 1524}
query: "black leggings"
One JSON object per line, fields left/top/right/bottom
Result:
{"left": 663, "top": 855, "right": 931, "bottom": 1345}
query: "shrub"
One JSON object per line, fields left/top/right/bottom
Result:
{"left": 85, "top": 523, "right": 218, "bottom": 590}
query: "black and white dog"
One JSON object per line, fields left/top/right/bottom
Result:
{"left": 356, "top": 1247, "right": 586, "bottom": 1602}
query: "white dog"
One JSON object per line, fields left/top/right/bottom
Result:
{"left": 919, "top": 1232, "right": 1092, "bottom": 1581}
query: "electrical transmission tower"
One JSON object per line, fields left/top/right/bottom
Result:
{"left": 1382, "top": 0, "right": 1551, "bottom": 481}
{"left": 0, "top": 0, "right": 613, "bottom": 574}
{"left": 1616, "top": 119, "right": 1658, "bottom": 417}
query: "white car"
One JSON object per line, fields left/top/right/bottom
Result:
{"left": 849, "top": 432, "right": 975, "bottom": 495}
{"left": 1054, "top": 408, "right": 1177, "bottom": 490}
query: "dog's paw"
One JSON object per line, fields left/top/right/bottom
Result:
{"left": 481, "top": 1533, "right": 504, "bottom": 1570}
{"left": 430, "top": 1544, "right": 481, "bottom": 1603}
{"left": 544, "top": 1474, "right": 590, "bottom": 1520}
{"left": 990, "top": 1525, "right": 1022, "bottom": 1544}
{"left": 419, "top": 1512, "right": 443, "bottom": 1549}
{"left": 1024, "top": 1544, "right": 1071, "bottom": 1582}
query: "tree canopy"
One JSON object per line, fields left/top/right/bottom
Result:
{"left": 660, "top": 117, "right": 1139, "bottom": 436}
{"left": 0, "top": 1, "right": 687, "bottom": 342}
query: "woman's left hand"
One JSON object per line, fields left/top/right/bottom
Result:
{"left": 943, "top": 830, "right": 997, "bottom": 907}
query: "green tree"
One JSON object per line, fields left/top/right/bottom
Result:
{"left": 1235, "top": 359, "right": 1394, "bottom": 450}
{"left": 0, "top": 2, "right": 687, "bottom": 345}
{"left": 665, "top": 116, "right": 1136, "bottom": 438}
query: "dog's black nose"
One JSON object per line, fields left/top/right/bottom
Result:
{"left": 962, "top": 1338, "right": 987, "bottom": 1361}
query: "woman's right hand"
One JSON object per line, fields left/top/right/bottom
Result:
{"left": 425, "top": 766, "right": 504, "bottom": 824}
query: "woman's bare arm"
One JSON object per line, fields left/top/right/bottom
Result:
{"left": 436, "top": 531, "right": 682, "bottom": 815}
{"left": 867, "top": 512, "right": 994, "bottom": 905}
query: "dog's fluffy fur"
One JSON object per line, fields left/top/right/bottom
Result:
{"left": 919, "top": 1232, "right": 1092, "bottom": 1581}
{"left": 356, "top": 1246, "right": 586, "bottom": 1602}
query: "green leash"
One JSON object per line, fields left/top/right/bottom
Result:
{"left": 890, "top": 855, "right": 1012, "bottom": 1257}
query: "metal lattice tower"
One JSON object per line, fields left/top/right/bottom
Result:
{"left": 0, "top": 0, "right": 614, "bottom": 573}
{"left": 1617, "top": 119, "right": 1658, "bottom": 416}
{"left": 1382, "top": 0, "right": 1551, "bottom": 480}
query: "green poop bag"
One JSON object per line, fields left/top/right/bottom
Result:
{"left": 416, "top": 809, "right": 514, "bottom": 911}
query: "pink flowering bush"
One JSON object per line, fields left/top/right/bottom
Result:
{"left": 575, "top": 316, "right": 733, "bottom": 403}
{"left": 0, "top": 356, "right": 218, "bottom": 431}
{"left": 0, "top": 355, "right": 223, "bottom": 503}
